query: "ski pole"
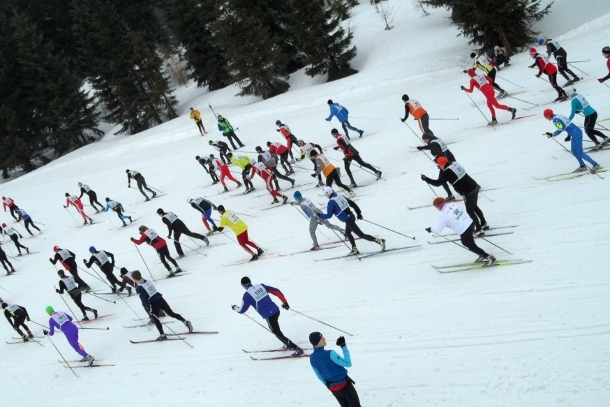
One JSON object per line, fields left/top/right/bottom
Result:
{"left": 568, "top": 64, "right": 588, "bottom": 76}
{"left": 353, "top": 163, "right": 385, "bottom": 181}
{"left": 29, "top": 319, "right": 49, "bottom": 329}
{"left": 289, "top": 308, "right": 353, "bottom": 336}
{"left": 167, "top": 237, "right": 206, "bottom": 257}
{"left": 463, "top": 92, "right": 493, "bottom": 128}
{"left": 118, "top": 292, "right": 143, "bottom": 319}
{"left": 46, "top": 335, "right": 78, "bottom": 378}
{"left": 242, "top": 311, "right": 271, "bottom": 332}
{"left": 133, "top": 243, "right": 155, "bottom": 282}
{"left": 547, "top": 135, "right": 604, "bottom": 179}
{"left": 477, "top": 236, "right": 512, "bottom": 255}
{"left": 208, "top": 103, "right": 218, "bottom": 118}
{"left": 349, "top": 116, "right": 381, "bottom": 121}
{"left": 77, "top": 265, "right": 108, "bottom": 286}
{"left": 506, "top": 94, "right": 537, "bottom": 106}
{"left": 402, "top": 122, "right": 434, "bottom": 164}
{"left": 362, "top": 219, "right": 415, "bottom": 240}
{"left": 87, "top": 292, "right": 116, "bottom": 304}
{"left": 430, "top": 232, "right": 468, "bottom": 250}
{"left": 152, "top": 314, "right": 192, "bottom": 348}
{"left": 0, "top": 284, "right": 15, "bottom": 295}
{"left": 429, "top": 118, "right": 459, "bottom": 121}
{"left": 478, "top": 191, "right": 494, "bottom": 202}
{"left": 232, "top": 211, "right": 256, "bottom": 218}
{"left": 55, "top": 286, "right": 83, "bottom": 328}
{"left": 63, "top": 207, "right": 80, "bottom": 226}
{"left": 291, "top": 205, "right": 330, "bottom": 240}
{"left": 603, "top": 82, "right": 610, "bottom": 91}
{"left": 568, "top": 60, "right": 590, "bottom": 63}
{"left": 34, "top": 221, "right": 46, "bottom": 226}
{"left": 495, "top": 74, "right": 523, "bottom": 88}
{"left": 79, "top": 327, "right": 110, "bottom": 330}
{"left": 328, "top": 223, "right": 361, "bottom": 260}
{"left": 147, "top": 185, "right": 165, "bottom": 194}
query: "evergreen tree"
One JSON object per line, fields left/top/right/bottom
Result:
{"left": 73, "top": 0, "right": 177, "bottom": 134}
{"left": 423, "top": 0, "right": 552, "bottom": 54}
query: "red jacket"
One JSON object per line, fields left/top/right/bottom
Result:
{"left": 533, "top": 55, "right": 557, "bottom": 75}
{"left": 2, "top": 197, "right": 15, "bottom": 211}
{"left": 132, "top": 232, "right": 166, "bottom": 250}
{"left": 268, "top": 142, "right": 287, "bottom": 156}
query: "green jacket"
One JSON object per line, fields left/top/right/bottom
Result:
{"left": 230, "top": 155, "right": 250, "bottom": 170}
{"left": 218, "top": 118, "right": 233, "bottom": 134}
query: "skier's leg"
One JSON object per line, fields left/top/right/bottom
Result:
{"left": 353, "top": 155, "right": 378, "bottom": 174}
{"left": 333, "top": 172, "right": 353, "bottom": 193}
{"left": 571, "top": 134, "right": 597, "bottom": 166}
{"left": 204, "top": 208, "right": 217, "bottom": 229}
{"left": 344, "top": 158, "right": 356, "bottom": 184}
{"left": 585, "top": 112, "right": 608, "bottom": 143}
{"left": 266, "top": 177, "right": 282, "bottom": 199}
{"left": 460, "top": 225, "right": 488, "bottom": 257}
{"left": 420, "top": 113, "right": 434, "bottom": 137}
{"left": 236, "top": 232, "right": 255, "bottom": 255}
{"left": 463, "top": 191, "right": 482, "bottom": 230}
{"left": 549, "top": 73, "right": 566, "bottom": 97}
{"left": 343, "top": 219, "right": 357, "bottom": 247}
{"left": 346, "top": 215, "right": 376, "bottom": 242}
{"left": 225, "top": 133, "right": 238, "bottom": 150}
{"left": 309, "top": 219, "right": 319, "bottom": 246}
{"left": 181, "top": 226, "right": 207, "bottom": 241}
{"left": 344, "top": 120, "right": 361, "bottom": 133}
{"left": 23, "top": 219, "right": 32, "bottom": 235}
{"left": 149, "top": 301, "right": 165, "bottom": 334}
{"left": 173, "top": 229, "right": 184, "bottom": 257}
{"left": 219, "top": 172, "right": 227, "bottom": 188}
{"left": 140, "top": 178, "right": 155, "bottom": 194}
{"left": 136, "top": 179, "right": 149, "bottom": 198}
{"left": 240, "top": 230, "right": 260, "bottom": 250}
{"left": 265, "top": 311, "right": 296, "bottom": 349}
{"left": 341, "top": 122, "right": 350, "bottom": 139}
{"left": 230, "top": 131, "right": 244, "bottom": 147}
{"left": 64, "top": 326, "right": 88, "bottom": 357}
{"left": 156, "top": 298, "right": 185, "bottom": 322}
{"left": 273, "top": 167, "right": 293, "bottom": 183}
{"left": 71, "top": 292, "right": 89, "bottom": 316}
{"left": 157, "top": 247, "right": 173, "bottom": 271}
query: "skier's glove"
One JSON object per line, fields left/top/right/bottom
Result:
{"left": 336, "top": 336, "right": 346, "bottom": 347}
{"left": 282, "top": 303, "right": 290, "bottom": 310}
{"left": 26, "top": 316, "right": 30, "bottom": 321}
{"left": 400, "top": 118, "right": 406, "bottom": 123}
{"left": 48, "top": 258, "right": 53, "bottom": 263}
{"left": 43, "top": 330, "right": 48, "bottom": 336}
{"left": 311, "top": 173, "right": 316, "bottom": 178}
{"left": 545, "top": 132, "right": 552, "bottom": 138}
{"left": 417, "top": 146, "right": 424, "bottom": 150}
{"left": 425, "top": 227, "right": 432, "bottom": 233}
{"left": 333, "top": 146, "right": 339, "bottom": 150}
{"left": 82, "top": 259, "right": 87, "bottom": 265}
{"left": 130, "top": 238, "right": 135, "bottom": 243}
{"left": 598, "top": 78, "right": 604, "bottom": 83}
{"left": 231, "top": 305, "right": 239, "bottom": 312}
{"left": 421, "top": 174, "right": 429, "bottom": 182}
{"left": 460, "top": 86, "right": 465, "bottom": 90}
{"left": 325, "top": 118, "right": 330, "bottom": 122}
{"left": 565, "top": 136, "right": 571, "bottom": 142}
{"left": 536, "top": 74, "right": 541, "bottom": 78}
{"left": 276, "top": 129, "right": 280, "bottom": 132}
{"left": 55, "top": 289, "right": 60, "bottom": 293}
{"left": 356, "top": 213, "right": 363, "bottom": 220}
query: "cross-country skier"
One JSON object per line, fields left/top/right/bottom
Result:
{"left": 103, "top": 198, "right": 132, "bottom": 227}
{"left": 326, "top": 100, "right": 364, "bottom": 139}
{"left": 56, "top": 270, "right": 98, "bottom": 320}
{"left": 50, "top": 246, "right": 91, "bottom": 291}
{"left": 598, "top": 47, "right": 610, "bottom": 83}
{"left": 232, "top": 276, "right": 303, "bottom": 356}
{"left": 255, "top": 145, "right": 295, "bottom": 190}
{"left": 15, "top": 208, "right": 42, "bottom": 236}
{"left": 43, "top": 306, "right": 95, "bottom": 365}
{"left": 249, "top": 160, "right": 289, "bottom": 204}
{"left": 297, "top": 140, "right": 325, "bottom": 187}
{"left": 83, "top": 246, "right": 123, "bottom": 292}
{"left": 1, "top": 224, "right": 29, "bottom": 255}
{"left": 195, "top": 155, "right": 220, "bottom": 185}
{"left": 208, "top": 139, "right": 231, "bottom": 164}
{"left": 77, "top": 182, "right": 104, "bottom": 212}
{"left": 291, "top": 191, "right": 344, "bottom": 251}
{"left": 331, "top": 128, "right": 382, "bottom": 188}
{"left": 217, "top": 115, "right": 244, "bottom": 149}
{"left": 190, "top": 107, "right": 206, "bottom": 135}
{"left": 132, "top": 270, "right": 193, "bottom": 340}
{"left": 309, "top": 332, "right": 361, "bottom": 407}
{"left": 529, "top": 48, "right": 568, "bottom": 102}
{"left": 319, "top": 187, "right": 385, "bottom": 256}
{"left": 64, "top": 193, "right": 93, "bottom": 225}
{"left": 2, "top": 302, "right": 33, "bottom": 341}
{"left": 539, "top": 38, "right": 580, "bottom": 85}
{"left": 210, "top": 154, "right": 242, "bottom": 193}
{"left": 216, "top": 205, "right": 263, "bottom": 261}
{"left": 2, "top": 196, "right": 19, "bottom": 220}
{"left": 421, "top": 157, "right": 489, "bottom": 234}
{"left": 425, "top": 197, "right": 496, "bottom": 265}
{"left": 416, "top": 134, "right": 456, "bottom": 201}
{"left": 310, "top": 150, "right": 354, "bottom": 196}
{"left": 186, "top": 197, "right": 219, "bottom": 233}
{"left": 117, "top": 267, "right": 134, "bottom": 296}
{"left": 227, "top": 153, "right": 255, "bottom": 193}
{"left": 543, "top": 109, "right": 602, "bottom": 173}
{"left": 275, "top": 120, "right": 299, "bottom": 161}
{"left": 401, "top": 94, "right": 434, "bottom": 137}
{"left": 126, "top": 169, "right": 157, "bottom": 201}
{"left": 156, "top": 209, "right": 209, "bottom": 258}
{"left": 469, "top": 52, "right": 507, "bottom": 97}
{"left": 267, "top": 141, "right": 294, "bottom": 174}
{"left": 566, "top": 87, "right": 610, "bottom": 150}
{"left": 0, "top": 246, "right": 15, "bottom": 275}
{"left": 492, "top": 46, "right": 511, "bottom": 69}
{"left": 462, "top": 69, "right": 517, "bottom": 125}
{"left": 131, "top": 226, "right": 182, "bottom": 277}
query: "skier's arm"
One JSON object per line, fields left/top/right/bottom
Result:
{"left": 551, "top": 118, "right": 566, "bottom": 137}
{"left": 50, "top": 254, "right": 59, "bottom": 265}
{"left": 84, "top": 256, "right": 95, "bottom": 268}
{"left": 127, "top": 172, "right": 131, "bottom": 186}
{"left": 131, "top": 234, "right": 147, "bottom": 245}
{"left": 546, "top": 42, "right": 556, "bottom": 58}
{"left": 535, "top": 58, "right": 543, "bottom": 76}
{"left": 401, "top": 103, "right": 410, "bottom": 121}
{"left": 314, "top": 158, "right": 322, "bottom": 176}
{"left": 430, "top": 212, "right": 450, "bottom": 234}
{"left": 318, "top": 200, "right": 337, "bottom": 220}
{"left": 330, "top": 347, "right": 352, "bottom": 368}
{"left": 58, "top": 280, "right": 67, "bottom": 294}
{"left": 78, "top": 188, "right": 85, "bottom": 199}
{"left": 314, "top": 144, "right": 323, "bottom": 154}
{"left": 463, "top": 79, "right": 476, "bottom": 93}
{"left": 106, "top": 251, "right": 115, "bottom": 265}
{"left": 4, "top": 309, "right": 12, "bottom": 325}
{"left": 234, "top": 293, "right": 254, "bottom": 314}
{"left": 423, "top": 171, "right": 449, "bottom": 187}
{"left": 135, "top": 285, "right": 151, "bottom": 311}
{"left": 311, "top": 367, "right": 327, "bottom": 385}
{"left": 568, "top": 98, "right": 579, "bottom": 121}
{"left": 48, "top": 318, "right": 58, "bottom": 336}
{"left": 162, "top": 217, "right": 172, "bottom": 238}
{"left": 326, "top": 106, "right": 337, "bottom": 121}
{"left": 263, "top": 284, "right": 287, "bottom": 304}
{"left": 347, "top": 199, "right": 363, "bottom": 218}
{"left": 336, "top": 139, "right": 348, "bottom": 155}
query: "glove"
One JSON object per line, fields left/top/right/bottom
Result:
{"left": 325, "top": 118, "right": 330, "bottom": 122}
{"left": 336, "top": 336, "right": 346, "bottom": 347}
{"left": 128, "top": 184, "right": 131, "bottom": 188}
{"left": 276, "top": 129, "right": 280, "bottom": 132}
{"left": 311, "top": 173, "right": 316, "bottom": 178}
{"left": 289, "top": 201, "right": 298, "bottom": 206}
{"left": 545, "top": 132, "right": 552, "bottom": 138}
{"left": 416, "top": 146, "right": 424, "bottom": 151}
{"left": 26, "top": 316, "right": 30, "bottom": 322}
{"left": 231, "top": 305, "right": 239, "bottom": 311}
{"left": 43, "top": 330, "right": 48, "bottom": 336}
{"left": 167, "top": 235, "right": 171, "bottom": 239}
{"left": 421, "top": 174, "right": 428, "bottom": 181}
{"left": 48, "top": 258, "right": 53, "bottom": 263}
{"left": 82, "top": 259, "right": 86, "bottom": 265}
{"left": 425, "top": 227, "right": 432, "bottom": 233}
{"left": 536, "top": 74, "right": 541, "bottom": 78}
{"left": 565, "top": 136, "right": 571, "bottom": 142}
{"left": 130, "top": 238, "right": 135, "bottom": 242}
{"left": 598, "top": 78, "right": 604, "bottom": 83}
{"left": 55, "top": 289, "right": 60, "bottom": 293}
{"left": 400, "top": 118, "right": 406, "bottom": 123}
{"left": 460, "top": 85, "right": 465, "bottom": 90}
{"left": 333, "top": 146, "right": 339, "bottom": 150}
{"left": 356, "top": 213, "right": 363, "bottom": 220}
{"left": 462, "top": 69, "right": 467, "bottom": 73}
{"left": 282, "top": 303, "right": 290, "bottom": 310}
{"left": 63, "top": 205, "right": 67, "bottom": 209}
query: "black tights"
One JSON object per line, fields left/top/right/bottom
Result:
{"left": 173, "top": 226, "right": 206, "bottom": 256}
{"left": 266, "top": 310, "right": 296, "bottom": 349}
{"left": 344, "top": 154, "right": 378, "bottom": 184}
{"left": 151, "top": 298, "right": 185, "bottom": 334}
{"left": 463, "top": 186, "right": 486, "bottom": 231}
{"left": 345, "top": 215, "right": 376, "bottom": 247}
{"left": 584, "top": 112, "right": 608, "bottom": 144}
{"left": 70, "top": 291, "right": 95, "bottom": 317}
{"left": 326, "top": 169, "right": 352, "bottom": 193}
{"left": 460, "top": 224, "right": 488, "bottom": 257}
{"left": 331, "top": 380, "right": 362, "bottom": 407}
{"left": 157, "top": 246, "right": 178, "bottom": 271}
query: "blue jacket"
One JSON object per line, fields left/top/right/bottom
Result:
{"left": 551, "top": 115, "right": 582, "bottom": 138}
{"left": 135, "top": 280, "right": 163, "bottom": 311}
{"left": 237, "top": 284, "right": 287, "bottom": 319}
{"left": 568, "top": 93, "right": 596, "bottom": 121}
{"left": 15, "top": 209, "right": 30, "bottom": 220}
{"left": 310, "top": 346, "right": 352, "bottom": 387}
{"left": 319, "top": 193, "right": 355, "bottom": 223}
{"left": 327, "top": 103, "right": 349, "bottom": 123}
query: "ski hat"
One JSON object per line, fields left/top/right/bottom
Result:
{"left": 226, "top": 152, "right": 233, "bottom": 157}
{"left": 58, "top": 270, "right": 66, "bottom": 277}
{"left": 529, "top": 47, "right": 538, "bottom": 55}
{"left": 564, "top": 86, "right": 576, "bottom": 96}
{"left": 293, "top": 191, "right": 303, "bottom": 201}
{"left": 138, "top": 225, "right": 148, "bottom": 232}
{"left": 125, "top": 169, "right": 130, "bottom": 173}
{"left": 240, "top": 276, "right": 251, "bottom": 286}
{"left": 186, "top": 197, "right": 192, "bottom": 204}
{"left": 105, "top": 197, "right": 110, "bottom": 202}
{"left": 433, "top": 197, "right": 446, "bottom": 208}
{"left": 402, "top": 94, "right": 409, "bottom": 102}
{"left": 543, "top": 109, "right": 554, "bottom": 118}
{"left": 249, "top": 158, "right": 256, "bottom": 165}
{"left": 64, "top": 192, "right": 70, "bottom": 197}
{"left": 467, "top": 68, "right": 475, "bottom": 77}
{"left": 323, "top": 186, "right": 334, "bottom": 196}
{"left": 1, "top": 223, "right": 5, "bottom": 228}
{"left": 494, "top": 46, "right": 500, "bottom": 51}
{"left": 120, "top": 267, "right": 128, "bottom": 276}
{"left": 190, "top": 107, "right": 194, "bottom": 110}
{"left": 1, "top": 303, "right": 7, "bottom": 309}
{"left": 195, "top": 155, "right": 200, "bottom": 160}
{"left": 331, "top": 128, "right": 339, "bottom": 135}
{"left": 266, "top": 141, "right": 272, "bottom": 147}
{"left": 309, "top": 332, "right": 323, "bottom": 346}
{"left": 327, "top": 99, "right": 333, "bottom": 105}
{"left": 209, "top": 154, "right": 214, "bottom": 159}
{"left": 78, "top": 182, "right": 82, "bottom": 186}
{"left": 216, "top": 205, "right": 225, "bottom": 213}
{"left": 275, "top": 120, "right": 282, "bottom": 125}
{"left": 422, "top": 133, "right": 434, "bottom": 141}
{"left": 88, "top": 246, "right": 96, "bottom": 253}
{"left": 255, "top": 146, "right": 263, "bottom": 152}
{"left": 436, "top": 157, "right": 449, "bottom": 167}
{"left": 156, "top": 208, "right": 165, "bottom": 215}
{"left": 538, "top": 38, "right": 545, "bottom": 46}
{"left": 208, "top": 140, "right": 213, "bottom": 145}
{"left": 603, "top": 46, "right": 610, "bottom": 55}
{"left": 298, "top": 140, "right": 305, "bottom": 146}
{"left": 45, "top": 306, "right": 54, "bottom": 315}
{"left": 53, "top": 246, "right": 60, "bottom": 252}
{"left": 470, "top": 52, "right": 476, "bottom": 58}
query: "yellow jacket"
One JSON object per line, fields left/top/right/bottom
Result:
{"left": 190, "top": 109, "right": 202, "bottom": 122}
{"left": 220, "top": 211, "right": 248, "bottom": 235}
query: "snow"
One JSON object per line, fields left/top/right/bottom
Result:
{"left": 2, "top": 2, "right": 610, "bottom": 406}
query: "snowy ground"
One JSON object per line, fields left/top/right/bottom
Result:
{"left": 2, "top": 2, "right": 610, "bottom": 406}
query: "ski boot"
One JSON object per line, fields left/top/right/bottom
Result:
{"left": 376, "top": 238, "right": 386, "bottom": 251}
{"left": 185, "top": 320, "right": 194, "bottom": 333}
{"left": 156, "top": 334, "right": 167, "bottom": 341}
{"left": 223, "top": 186, "right": 229, "bottom": 193}
{"left": 203, "top": 236, "right": 210, "bottom": 246}
{"left": 272, "top": 198, "right": 280, "bottom": 204}
{"left": 27, "top": 331, "right": 34, "bottom": 339}
{"left": 93, "top": 309, "right": 98, "bottom": 319}
{"left": 177, "top": 254, "right": 186, "bottom": 259}
{"left": 481, "top": 223, "right": 490, "bottom": 231}
{"left": 152, "top": 191, "right": 157, "bottom": 198}
{"left": 488, "top": 119, "right": 498, "bottom": 126}
{"left": 129, "top": 216, "right": 133, "bottom": 223}
{"left": 86, "top": 355, "right": 95, "bottom": 366}
{"left": 573, "top": 166, "right": 587, "bottom": 173}
{"left": 291, "top": 347, "right": 304, "bottom": 357}
{"left": 510, "top": 108, "right": 517, "bottom": 120}
{"left": 282, "top": 196, "right": 288, "bottom": 204}
{"left": 82, "top": 316, "right": 90, "bottom": 321}
{"left": 236, "top": 181, "right": 242, "bottom": 187}
{"left": 347, "top": 247, "right": 359, "bottom": 256}
{"left": 257, "top": 248, "right": 264, "bottom": 256}
{"left": 310, "top": 245, "right": 321, "bottom": 251}
{"left": 358, "top": 130, "right": 364, "bottom": 138}
{"left": 175, "top": 267, "right": 183, "bottom": 274}
{"left": 475, "top": 255, "right": 487, "bottom": 263}
{"left": 250, "top": 254, "right": 259, "bottom": 262}
{"left": 376, "top": 171, "right": 383, "bottom": 180}
{"left": 591, "top": 164, "right": 603, "bottom": 173}
{"left": 485, "top": 255, "right": 497, "bottom": 266}
{"left": 349, "top": 182, "right": 358, "bottom": 188}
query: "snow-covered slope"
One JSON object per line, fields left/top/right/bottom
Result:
{"left": 2, "top": 2, "right": 610, "bottom": 406}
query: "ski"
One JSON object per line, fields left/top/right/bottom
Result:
{"left": 242, "top": 347, "right": 312, "bottom": 354}
{"left": 409, "top": 199, "right": 463, "bottom": 210}
{"left": 124, "top": 321, "right": 175, "bottom": 329}
{"left": 434, "top": 259, "right": 533, "bottom": 273}
{"left": 92, "top": 291, "right": 131, "bottom": 296}
{"left": 78, "top": 314, "right": 115, "bottom": 323}
{"left": 165, "top": 331, "right": 218, "bottom": 336}
{"left": 433, "top": 258, "right": 526, "bottom": 269}
{"left": 13, "top": 336, "right": 44, "bottom": 340}
{"left": 441, "top": 225, "right": 518, "bottom": 237}
{"left": 130, "top": 338, "right": 187, "bottom": 344}
{"left": 15, "top": 251, "right": 39, "bottom": 256}
{"left": 157, "top": 272, "right": 191, "bottom": 281}
{"left": 250, "top": 354, "right": 311, "bottom": 361}
{"left": 533, "top": 169, "right": 606, "bottom": 181}
{"left": 114, "top": 217, "right": 142, "bottom": 230}
{"left": 61, "top": 363, "right": 114, "bottom": 368}
{"left": 281, "top": 244, "right": 343, "bottom": 256}
{"left": 259, "top": 202, "right": 290, "bottom": 211}
{"left": 465, "top": 115, "right": 536, "bottom": 130}
{"left": 6, "top": 339, "right": 41, "bottom": 344}
{"left": 222, "top": 253, "right": 281, "bottom": 267}
{"left": 75, "top": 220, "right": 104, "bottom": 228}
{"left": 427, "top": 231, "right": 514, "bottom": 244}
{"left": 470, "top": 90, "right": 526, "bottom": 106}
{"left": 314, "top": 245, "right": 421, "bottom": 262}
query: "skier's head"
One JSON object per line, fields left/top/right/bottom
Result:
{"left": 309, "top": 150, "right": 318, "bottom": 158}
{"left": 249, "top": 158, "right": 256, "bottom": 166}
{"left": 543, "top": 109, "right": 554, "bottom": 120}
{"left": 138, "top": 225, "right": 148, "bottom": 233}
{"left": 217, "top": 115, "right": 223, "bottom": 120}
{"left": 275, "top": 120, "right": 282, "bottom": 126}
{"left": 53, "top": 246, "right": 60, "bottom": 252}
{"left": 45, "top": 306, "right": 54, "bottom": 315}
{"left": 433, "top": 197, "right": 446, "bottom": 210}
{"left": 186, "top": 197, "right": 192, "bottom": 204}
{"left": 125, "top": 169, "right": 130, "bottom": 173}
{"left": 209, "top": 154, "right": 214, "bottom": 159}
{"left": 240, "top": 276, "right": 251, "bottom": 287}
{"left": 422, "top": 133, "right": 434, "bottom": 144}
{"left": 293, "top": 191, "right": 303, "bottom": 202}
{"left": 64, "top": 192, "right": 70, "bottom": 197}
{"left": 538, "top": 38, "right": 545, "bottom": 46}
{"left": 131, "top": 270, "right": 142, "bottom": 282}
{"left": 156, "top": 208, "right": 165, "bottom": 216}
{"left": 226, "top": 153, "right": 233, "bottom": 158}
{"left": 195, "top": 155, "right": 200, "bottom": 160}
{"left": 255, "top": 146, "right": 263, "bottom": 153}
{"left": 402, "top": 94, "right": 409, "bottom": 102}
{"left": 105, "top": 197, "right": 110, "bottom": 202}
{"left": 564, "top": 86, "right": 576, "bottom": 97}
{"left": 266, "top": 141, "right": 272, "bottom": 147}
{"left": 78, "top": 182, "right": 82, "bottom": 187}
{"left": 1, "top": 223, "right": 5, "bottom": 228}
{"left": 494, "top": 46, "right": 500, "bottom": 52}
{"left": 603, "top": 46, "right": 610, "bottom": 57}
{"left": 467, "top": 68, "right": 475, "bottom": 77}
{"left": 436, "top": 156, "right": 449, "bottom": 168}
{"left": 327, "top": 99, "right": 333, "bottom": 105}
{"left": 190, "top": 107, "right": 194, "bottom": 111}
{"left": 330, "top": 128, "right": 339, "bottom": 137}
{"left": 309, "top": 332, "right": 324, "bottom": 347}
{"left": 1, "top": 303, "right": 7, "bottom": 309}
{"left": 529, "top": 48, "right": 538, "bottom": 57}
{"left": 216, "top": 205, "right": 225, "bottom": 214}
{"left": 208, "top": 140, "right": 213, "bottom": 145}
{"left": 88, "top": 246, "right": 96, "bottom": 253}
{"left": 120, "top": 267, "right": 129, "bottom": 276}
{"left": 298, "top": 140, "right": 305, "bottom": 146}
{"left": 323, "top": 186, "right": 334, "bottom": 197}
{"left": 58, "top": 270, "right": 66, "bottom": 277}
{"left": 470, "top": 52, "right": 476, "bottom": 59}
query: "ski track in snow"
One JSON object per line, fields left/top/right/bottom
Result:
{"left": 1, "top": 2, "right": 610, "bottom": 407}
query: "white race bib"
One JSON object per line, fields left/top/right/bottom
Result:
{"left": 332, "top": 195, "right": 350, "bottom": 212}
{"left": 192, "top": 197, "right": 204, "bottom": 205}
{"left": 82, "top": 184, "right": 92, "bottom": 192}
{"left": 138, "top": 280, "right": 159, "bottom": 298}
{"left": 5, "top": 304, "right": 19, "bottom": 314}
{"left": 431, "top": 139, "right": 448, "bottom": 152}
{"left": 144, "top": 228, "right": 159, "bottom": 241}
{"left": 575, "top": 94, "right": 589, "bottom": 110}
{"left": 447, "top": 162, "right": 466, "bottom": 183}
{"left": 57, "top": 249, "right": 72, "bottom": 260}
{"left": 247, "top": 284, "right": 268, "bottom": 311}
{"left": 93, "top": 251, "right": 109, "bottom": 265}
{"left": 163, "top": 212, "right": 179, "bottom": 224}
{"left": 62, "top": 276, "right": 77, "bottom": 291}
{"left": 52, "top": 311, "right": 70, "bottom": 327}
{"left": 474, "top": 74, "right": 488, "bottom": 87}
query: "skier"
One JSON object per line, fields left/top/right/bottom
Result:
{"left": 249, "top": 159, "right": 289, "bottom": 205}
{"left": 210, "top": 154, "right": 242, "bottom": 193}
{"left": 43, "top": 306, "right": 94, "bottom": 365}
{"left": 291, "top": 191, "right": 344, "bottom": 251}
{"left": 543, "top": 109, "right": 602, "bottom": 173}
{"left": 83, "top": 246, "right": 123, "bottom": 292}
{"left": 77, "top": 182, "right": 104, "bottom": 212}
{"left": 267, "top": 141, "right": 294, "bottom": 174}
{"left": 421, "top": 157, "right": 489, "bottom": 234}
{"left": 331, "top": 128, "right": 382, "bottom": 188}
{"left": 425, "top": 197, "right": 496, "bottom": 265}
{"left": 64, "top": 193, "right": 93, "bottom": 225}
{"left": 598, "top": 47, "right": 610, "bottom": 83}
{"left": 469, "top": 52, "right": 507, "bottom": 97}
{"left": 195, "top": 155, "right": 220, "bottom": 184}
{"left": 131, "top": 226, "right": 182, "bottom": 276}
{"left": 209, "top": 139, "right": 231, "bottom": 164}
{"left": 319, "top": 187, "right": 385, "bottom": 256}
{"left": 217, "top": 115, "right": 244, "bottom": 149}
{"left": 156, "top": 209, "right": 209, "bottom": 258}
{"left": 50, "top": 246, "right": 91, "bottom": 291}
{"left": 275, "top": 120, "right": 299, "bottom": 161}
{"left": 103, "top": 197, "right": 133, "bottom": 227}
{"left": 462, "top": 68, "right": 517, "bottom": 125}
{"left": 2, "top": 302, "right": 33, "bottom": 341}
{"left": 528, "top": 48, "right": 568, "bottom": 102}
{"left": 539, "top": 38, "right": 580, "bottom": 85}
{"left": 400, "top": 94, "right": 434, "bottom": 137}
{"left": 186, "top": 197, "right": 219, "bottom": 233}
{"left": 126, "top": 169, "right": 157, "bottom": 201}
{"left": 132, "top": 270, "right": 193, "bottom": 340}
{"left": 232, "top": 276, "right": 303, "bottom": 356}
{"left": 255, "top": 145, "right": 295, "bottom": 190}
{"left": 492, "top": 46, "right": 511, "bottom": 69}
{"left": 2, "top": 196, "right": 19, "bottom": 220}
{"left": 566, "top": 87, "right": 610, "bottom": 150}
{"left": 0, "top": 246, "right": 15, "bottom": 275}
{"left": 189, "top": 107, "right": 206, "bottom": 135}
{"left": 1, "top": 224, "right": 29, "bottom": 255}
{"left": 15, "top": 208, "right": 42, "bottom": 236}
{"left": 297, "top": 140, "right": 325, "bottom": 187}
{"left": 216, "top": 205, "right": 263, "bottom": 261}
{"left": 416, "top": 134, "right": 456, "bottom": 201}
{"left": 326, "top": 100, "right": 364, "bottom": 139}
{"left": 117, "top": 267, "right": 134, "bottom": 296}
{"left": 227, "top": 153, "right": 255, "bottom": 193}
{"left": 309, "top": 332, "right": 361, "bottom": 407}
{"left": 310, "top": 150, "right": 354, "bottom": 196}
{"left": 56, "top": 270, "right": 98, "bottom": 320}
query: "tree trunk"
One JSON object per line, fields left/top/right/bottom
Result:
{"left": 497, "top": 26, "right": 514, "bottom": 57}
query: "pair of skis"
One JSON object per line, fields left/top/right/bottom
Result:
{"left": 58, "top": 359, "right": 114, "bottom": 369}
{"left": 433, "top": 259, "right": 532, "bottom": 273}
{"left": 314, "top": 245, "right": 422, "bottom": 262}
{"left": 533, "top": 169, "right": 606, "bottom": 182}
{"left": 243, "top": 347, "right": 312, "bottom": 361}
{"left": 129, "top": 331, "right": 218, "bottom": 344}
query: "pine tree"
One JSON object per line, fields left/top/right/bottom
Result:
{"left": 73, "top": 0, "right": 177, "bottom": 134}
{"left": 423, "top": 0, "right": 552, "bottom": 54}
